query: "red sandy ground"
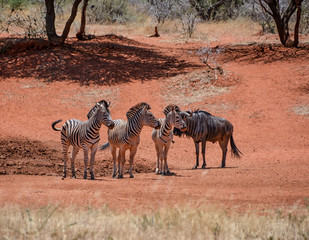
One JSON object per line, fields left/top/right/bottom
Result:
{"left": 0, "top": 33, "right": 308, "bottom": 212}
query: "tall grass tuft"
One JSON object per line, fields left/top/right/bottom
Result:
{"left": 1, "top": 204, "right": 308, "bottom": 239}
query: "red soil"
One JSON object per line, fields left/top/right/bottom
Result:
{"left": 0, "top": 33, "right": 308, "bottom": 212}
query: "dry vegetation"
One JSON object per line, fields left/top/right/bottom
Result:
{"left": 1, "top": 204, "right": 308, "bottom": 240}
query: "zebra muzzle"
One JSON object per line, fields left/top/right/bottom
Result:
{"left": 180, "top": 126, "right": 187, "bottom": 132}
{"left": 108, "top": 122, "right": 115, "bottom": 129}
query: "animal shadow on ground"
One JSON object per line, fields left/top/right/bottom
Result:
{"left": 188, "top": 166, "right": 238, "bottom": 170}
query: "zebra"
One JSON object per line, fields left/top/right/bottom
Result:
{"left": 151, "top": 104, "right": 189, "bottom": 175}
{"left": 52, "top": 100, "right": 114, "bottom": 180}
{"left": 97, "top": 102, "right": 161, "bottom": 179}
{"left": 173, "top": 110, "right": 242, "bottom": 168}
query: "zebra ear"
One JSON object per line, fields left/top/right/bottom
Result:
{"left": 108, "top": 101, "right": 111, "bottom": 107}
{"left": 142, "top": 105, "right": 148, "bottom": 111}
{"left": 188, "top": 109, "right": 193, "bottom": 117}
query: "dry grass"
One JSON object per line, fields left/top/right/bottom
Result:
{"left": 1, "top": 204, "right": 308, "bottom": 240}
{"left": 292, "top": 104, "right": 309, "bottom": 117}
{"left": 159, "top": 69, "right": 238, "bottom": 110}
{"left": 195, "top": 18, "right": 262, "bottom": 43}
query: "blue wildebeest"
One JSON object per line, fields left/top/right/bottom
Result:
{"left": 173, "top": 110, "right": 242, "bottom": 168}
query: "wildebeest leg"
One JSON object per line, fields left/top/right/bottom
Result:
{"left": 111, "top": 146, "right": 117, "bottom": 178}
{"left": 129, "top": 146, "right": 138, "bottom": 178}
{"left": 201, "top": 140, "right": 207, "bottom": 168}
{"left": 62, "top": 142, "right": 70, "bottom": 178}
{"left": 70, "top": 147, "right": 79, "bottom": 178}
{"left": 219, "top": 138, "right": 228, "bottom": 168}
{"left": 193, "top": 141, "right": 199, "bottom": 169}
{"left": 82, "top": 145, "right": 89, "bottom": 179}
{"left": 89, "top": 144, "right": 97, "bottom": 180}
{"left": 155, "top": 144, "right": 160, "bottom": 174}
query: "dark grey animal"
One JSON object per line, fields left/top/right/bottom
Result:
{"left": 173, "top": 110, "right": 242, "bottom": 168}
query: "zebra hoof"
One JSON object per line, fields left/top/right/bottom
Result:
{"left": 72, "top": 175, "right": 76, "bottom": 179}
{"left": 202, "top": 165, "right": 206, "bottom": 169}
{"left": 83, "top": 173, "right": 87, "bottom": 179}
{"left": 118, "top": 175, "right": 123, "bottom": 179}
{"left": 130, "top": 175, "right": 134, "bottom": 178}
{"left": 221, "top": 165, "right": 226, "bottom": 168}
{"left": 192, "top": 165, "right": 198, "bottom": 169}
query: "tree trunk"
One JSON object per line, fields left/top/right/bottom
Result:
{"left": 45, "top": 0, "right": 59, "bottom": 41}
{"left": 293, "top": 0, "right": 302, "bottom": 47}
{"left": 76, "top": 0, "right": 89, "bottom": 40}
{"left": 151, "top": 26, "right": 160, "bottom": 37}
{"left": 45, "top": 0, "right": 82, "bottom": 44}
{"left": 259, "top": 0, "right": 303, "bottom": 47}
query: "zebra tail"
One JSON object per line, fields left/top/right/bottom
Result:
{"left": 52, "top": 119, "right": 62, "bottom": 131}
{"left": 230, "top": 134, "right": 242, "bottom": 158}
{"left": 99, "top": 142, "right": 110, "bottom": 151}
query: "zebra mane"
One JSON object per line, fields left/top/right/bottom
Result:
{"left": 126, "top": 102, "right": 151, "bottom": 120}
{"left": 87, "top": 100, "right": 110, "bottom": 119}
{"left": 163, "top": 104, "right": 180, "bottom": 116}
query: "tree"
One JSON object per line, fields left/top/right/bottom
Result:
{"left": 259, "top": 0, "right": 304, "bottom": 47}
{"left": 45, "top": 0, "right": 82, "bottom": 43}
{"left": 76, "top": 0, "right": 89, "bottom": 40}
{"left": 190, "top": 0, "right": 226, "bottom": 20}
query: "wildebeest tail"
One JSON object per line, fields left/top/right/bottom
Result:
{"left": 230, "top": 134, "right": 242, "bottom": 158}
{"left": 52, "top": 119, "right": 62, "bottom": 131}
{"left": 99, "top": 142, "right": 110, "bottom": 151}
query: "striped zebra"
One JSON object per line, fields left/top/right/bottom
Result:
{"left": 151, "top": 104, "right": 189, "bottom": 175}
{"left": 97, "top": 102, "right": 161, "bottom": 179}
{"left": 52, "top": 100, "right": 114, "bottom": 180}
{"left": 174, "top": 110, "right": 242, "bottom": 168}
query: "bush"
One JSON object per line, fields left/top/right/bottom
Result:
{"left": 88, "top": 0, "right": 136, "bottom": 24}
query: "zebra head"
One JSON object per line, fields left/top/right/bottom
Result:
{"left": 164, "top": 104, "right": 187, "bottom": 131}
{"left": 173, "top": 110, "right": 193, "bottom": 136}
{"left": 92, "top": 100, "right": 115, "bottom": 129}
{"left": 127, "top": 102, "right": 160, "bottom": 129}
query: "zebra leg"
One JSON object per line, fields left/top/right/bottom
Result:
{"left": 89, "top": 145, "right": 98, "bottom": 180}
{"left": 70, "top": 147, "right": 79, "bottom": 178}
{"left": 193, "top": 141, "right": 200, "bottom": 169}
{"left": 164, "top": 144, "right": 171, "bottom": 174}
{"left": 219, "top": 138, "right": 228, "bottom": 168}
{"left": 163, "top": 147, "right": 168, "bottom": 175}
{"left": 111, "top": 146, "right": 117, "bottom": 178}
{"left": 201, "top": 140, "right": 207, "bottom": 168}
{"left": 82, "top": 146, "right": 89, "bottom": 179}
{"left": 155, "top": 144, "right": 160, "bottom": 174}
{"left": 62, "top": 143, "right": 70, "bottom": 178}
{"left": 118, "top": 149, "right": 125, "bottom": 179}
{"left": 129, "top": 146, "right": 138, "bottom": 178}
